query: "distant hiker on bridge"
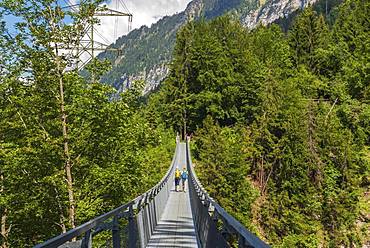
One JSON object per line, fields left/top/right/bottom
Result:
{"left": 175, "top": 167, "right": 181, "bottom": 192}
{"left": 181, "top": 167, "right": 188, "bottom": 192}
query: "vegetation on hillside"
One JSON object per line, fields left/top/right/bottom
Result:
{"left": 99, "top": 12, "right": 184, "bottom": 86}
{"left": 149, "top": 0, "right": 369, "bottom": 246}
{"left": 98, "top": 0, "right": 345, "bottom": 91}
{"left": 97, "top": 0, "right": 264, "bottom": 88}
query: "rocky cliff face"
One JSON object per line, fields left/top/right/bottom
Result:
{"left": 98, "top": 0, "right": 322, "bottom": 94}
{"left": 99, "top": 0, "right": 206, "bottom": 94}
{"left": 242, "top": 0, "right": 319, "bottom": 29}
{"left": 185, "top": 0, "right": 204, "bottom": 20}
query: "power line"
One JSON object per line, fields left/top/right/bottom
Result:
{"left": 119, "top": 0, "right": 131, "bottom": 14}
{"left": 61, "top": 0, "right": 78, "bottom": 12}
{"left": 114, "top": 0, "right": 119, "bottom": 40}
{"left": 93, "top": 26, "right": 111, "bottom": 45}
{"left": 59, "top": 0, "right": 133, "bottom": 72}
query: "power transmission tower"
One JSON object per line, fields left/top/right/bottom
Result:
{"left": 60, "top": 0, "right": 133, "bottom": 72}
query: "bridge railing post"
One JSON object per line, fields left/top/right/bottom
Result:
{"left": 238, "top": 234, "right": 249, "bottom": 248}
{"left": 128, "top": 204, "right": 137, "bottom": 248}
{"left": 211, "top": 209, "right": 218, "bottom": 224}
{"left": 81, "top": 230, "right": 92, "bottom": 248}
{"left": 112, "top": 215, "right": 120, "bottom": 248}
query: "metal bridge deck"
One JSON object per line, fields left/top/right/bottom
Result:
{"left": 146, "top": 143, "right": 198, "bottom": 248}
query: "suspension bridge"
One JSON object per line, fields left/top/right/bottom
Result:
{"left": 34, "top": 139, "right": 270, "bottom": 248}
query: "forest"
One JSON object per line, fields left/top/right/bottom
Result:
{"left": 0, "top": 0, "right": 369, "bottom": 247}
{"left": 149, "top": 0, "right": 369, "bottom": 246}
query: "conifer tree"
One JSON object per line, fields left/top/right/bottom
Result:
{"left": 289, "top": 7, "right": 330, "bottom": 74}
{"left": 154, "top": 4, "right": 369, "bottom": 246}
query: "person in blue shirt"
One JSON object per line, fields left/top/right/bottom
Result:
{"left": 181, "top": 167, "right": 188, "bottom": 192}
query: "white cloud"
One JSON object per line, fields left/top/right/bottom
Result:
{"left": 95, "top": 0, "right": 192, "bottom": 46}
{"left": 69, "top": 0, "right": 78, "bottom": 5}
{"left": 63, "top": 0, "right": 191, "bottom": 67}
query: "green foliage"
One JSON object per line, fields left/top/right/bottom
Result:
{"left": 202, "top": 0, "right": 244, "bottom": 19}
{"left": 332, "top": 0, "right": 370, "bottom": 101}
{"left": 0, "top": 1, "right": 175, "bottom": 247}
{"left": 289, "top": 8, "right": 331, "bottom": 74}
{"left": 1, "top": 0, "right": 368, "bottom": 247}
{"left": 152, "top": 1, "right": 369, "bottom": 246}
{"left": 194, "top": 117, "right": 258, "bottom": 229}
{"left": 97, "top": 1, "right": 263, "bottom": 89}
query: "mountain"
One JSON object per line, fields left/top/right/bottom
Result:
{"left": 98, "top": 0, "right": 203, "bottom": 93}
{"left": 98, "top": 0, "right": 339, "bottom": 93}
{"left": 242, "top": 0, "right": 318, "bottom": 29}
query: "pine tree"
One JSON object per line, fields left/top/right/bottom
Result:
{"left": 332, "top": 0, "right": 370, "bottom": 101}
{"left": 289, "top": 7, "right": 331, "bottom": 74}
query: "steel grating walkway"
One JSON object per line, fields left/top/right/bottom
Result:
{"left": 146, "top": 143, "right": 198, "bottom": 248}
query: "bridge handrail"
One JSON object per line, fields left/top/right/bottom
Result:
{"left": 34, "top": 139, "right": 179, "bottom": 248}
{"left": 186, "top": 138, "right": 270, "bottom": 248}
{"left": 135, "top": 139, "right": 179, "bottom": 247}
{"left": 132, "top": 139, "right": 178, "bottom": 209}
{"left": 34, "top": 202, "right": 133, "bottom": 248}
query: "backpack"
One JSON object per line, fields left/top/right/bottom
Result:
{"left": 175, "top": 170, "right": 181, "bottom": 178}
{"left": 181, "top": 170, "right": 188, "bottom": 179}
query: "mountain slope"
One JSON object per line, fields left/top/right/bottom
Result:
{"left": 99, "top": 0, "right": 340, "bottom": 93}
{"left": 99, "top": 0, "right": 204, "bottom": 93}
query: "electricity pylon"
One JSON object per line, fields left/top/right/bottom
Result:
{"left": 60, "top": 1, "right": 133, "bottom": 72}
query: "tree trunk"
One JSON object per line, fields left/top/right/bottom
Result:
{"left": 308, "top": 102, "right": 322, "bottom": 185}
{"left": 1, "top": 175, "right": 9, "bottom": 248}
{"left": 62, "top": 116, "right": 75, "bottom": 231}
{"left": 1, "top": 210, "right": 9, "bottom": 248}
{"left": 55, "top": 44, "right": 76, "bottom": 231}
{"left": 60, "top": 70, "right": 75, "bottom": 230}
{"left": 1, "top": 209, "right": 10, "bottom": 248}
{"left": 258, "top": 156, "right": 265, "bottom": 191}
{"left": 54, "top": 188, "right": 67, "bottom": 233}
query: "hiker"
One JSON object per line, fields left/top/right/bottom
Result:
{"left": 175, "top": 167, "right": 181, "bottom": 192}
{"left": 181, "top": 167, "right": 188, "bottom": 192}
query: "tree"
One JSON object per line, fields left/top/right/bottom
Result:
{"left": 153, "top": 2, "right": 369, "bottom": 246}
{"left": 289, "top": 7, "right": 331, "bottom": 75}
{"left": 0, "top": 1, "right": 175, "bottom": 246}
{"left": 332, "top": 0, "right": 370, "bottom": 101}
{"left": 194, "top": 117, "right": 258, "bottom": 230}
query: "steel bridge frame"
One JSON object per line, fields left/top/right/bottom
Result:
{"left": 34, "top": 139, "right": 269, "bottom": 248}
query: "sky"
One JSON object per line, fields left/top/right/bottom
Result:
{"left": 2, "top": 0, "right": 192, "bottom": 64}
{"left": 99, "top": 0, "right": 192, "bottom": 43}
{"left": 3, "top": 0, "right": 192, "bottom": 45}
